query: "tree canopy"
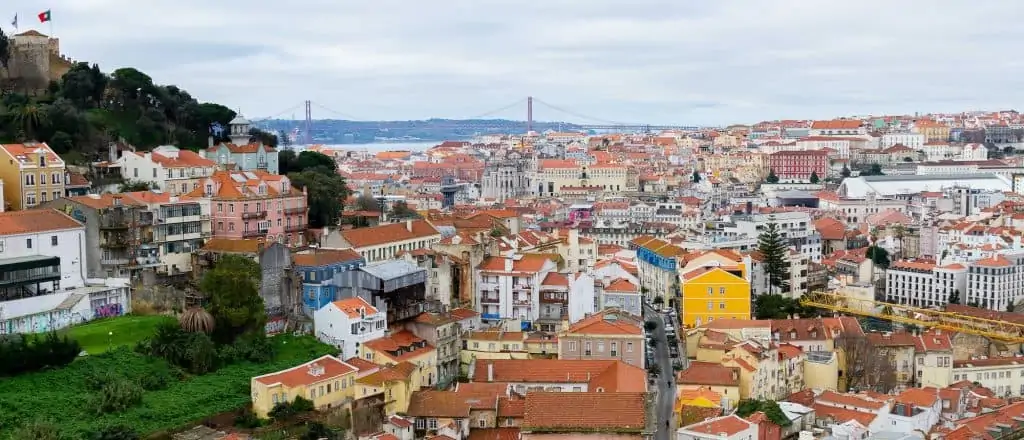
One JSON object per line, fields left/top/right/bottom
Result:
{"left": 757, "top": 220, "right": 791, "bottom": 294}
{"left": 0, "top": 44, "right": 248, "bottom": 158}
{"left": 200, "top": 255, "right": 265, "bottom": 344}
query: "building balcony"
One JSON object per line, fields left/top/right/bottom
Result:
{"left": 163, "top": 215, "right": 202, "bottom": 224}
{"left": 512, "top": 299, "right": 532, "bottom": 306}
{"left": 480, "top": 296, "right": 500, "bottom": 304}
{"left": 513, "top": 284, "right": 531, "bottom": 291}
{"left": 100, "top": 258, "right": 130, "bottom": 266}
{"left": 284, "top": 207, "right": 306, "bottom": 215}
{"left": 0, "top": 256, "right": 61, "bottom": 288}
{"left": 285, "top": 224, "right": 306, "bottom": 233}
{"left": 241, "top": 211, "right": 267, "bottom": 220}
{"left": 99, "top": 218, "right": 130, "bottom": 229}
{"left": 540, "top": 292, "right": 566, "bottom": 303}
{"left": 101, "top": 234, "right": 133, "bottom": 248}
{"left": 242, "top": 229, "right": 268, "bottom": 238}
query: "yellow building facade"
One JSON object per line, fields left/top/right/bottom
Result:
{"left": 679, "top": 268, "right": 751, "bottom": 328}
{"left": 359, "top": 330, "right": 439, "bottom": 387}
{"left": 354, "top": 361, "right": 419, "bottom": 415}
{"left": 0, "top": 142, "right": 66, "bottom": 210}
{"left": 250, "top": 355, "right": 358, "bottom": 418}
{"left": 460, "top": 330, "right": 529, "bottom": 373}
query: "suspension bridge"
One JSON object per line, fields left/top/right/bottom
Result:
{"left": 248, "top": 96, "right": 720, "bottom": 144}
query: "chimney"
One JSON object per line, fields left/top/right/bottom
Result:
{"left": 487, "top": 363, "right": 494, "bottom": 382}
{"left": 406, "top": 219, "right": 413, "bottom": 232}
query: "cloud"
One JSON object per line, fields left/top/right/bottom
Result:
{"left": 24, "top": 0, "right": 1024, "bottom": 125}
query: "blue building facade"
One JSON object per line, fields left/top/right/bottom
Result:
{"left": 295, "top": 250, "right": 366, "bottom": 315}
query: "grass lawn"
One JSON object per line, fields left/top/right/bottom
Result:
{"left": 60, "top": 314, "right": 175, "bottom": 354}
{"left": 0, "top": 333, "right": 335, "bottom": 439}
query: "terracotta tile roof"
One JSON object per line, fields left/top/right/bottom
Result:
{"left": 0, "top": 209, "right": 82, "bottom": 235}
{"left": 564, "top": 309, "right": 642, "bottom": 336}
{"left": 412, "top": 311, "right": 455, "bottom": 326}
{"left": 66, "top": 193, "right": 144, "bottom": 210}
{"left": 896, "top": 388, "right": 939, "bottom": 408}
{"left": 497, "top": 396, "right": 525, "bottom": 417}
{"left": 477, "top": 254, "right": 556, "bottom": 274}
{"left": 388, "top": 416, "right": 413, "bottom": 429}
{"left": 253, "top": 355, "right": 356, "bottom": 387}
{"left": 406, "top": 390, "right": 494, "bottom": 418}
{"left": 785, "top": 389, "right": 816, "bottom": 407}
{"left": 65, "top": 171, "right": 90, "bottom": 187}
{"left": 340, "top": 220, "right": 440, "bottom": 248}
{"left": 293, "top": 249, "right": 363, "bottom": 267}
{"left": 449, "top": 307, "right": 480, "bottom": 320}
{"left": 329, "top": 297, "right": 379, "bottom": 319}
{"left": 817, "top": 390, "right": 886, "bottom": 410}
{"left": 811, "top": 120, "right": 862, "bottom": 130}
{"left": 363, "top": 330, "right": 435, "bottom": 362}
{"left": 466, "top": 330, "right": 525, "bottom": 342}
{"left": 472, "top": 359, "right": 646, "bottom": 392}
{"left": 605, "top": 278, "right": 638, "bottom": 293}
{"left": 522, "top": 392, "right": 647, "bottom": 431}
{"left": 866, "top": 331, "right": 918, "bottom": 347}
{"left": 680, "top": 415, "right": 753, "bottom": 437}
{"left": 356, "top": 361, "right": 417, "bottom": 386}
{"left": 140, "top": 149, "right": 216, "bottom": 168}
{"left": 676, "top": 362, "right": 739, "bottom": 387}
{"left": 812, "top": 403, "right": 877, "bottom": 427}
{"left": 0, "top": 142, "right": 62, "bottom": 165}
{"left": 343, "top": 357, "right": 379, "bottom": 374}
{"left": 540, "top": 272, "right": 569, "bottom": 287}
{"left": 468, "top": 428, "right": 520, "bottom": 440}
{"left": 814, "top": 217, "right": 846, "bottom": 241}
{"left": 200, "top": 238, "right": 263, "bottom": 254}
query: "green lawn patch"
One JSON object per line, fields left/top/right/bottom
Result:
{"left": 0, "top": 333, "right": 335, "bottom": 439}
{"left": 61, "top": 315, "right": 175, "bottom": 355}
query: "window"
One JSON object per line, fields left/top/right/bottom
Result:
{"left": 133, "top": 168, "right": 139, "bottom": 178}
{"left": 584, "top": 341, "right": 592, "bottom": 356}
{"left": 478, "top": 420, "right": 486, "bottom": 428}
{"left": 706, "top": 287, "right": 713, "bottom": 295}
{"left": 25, "top": 174, "right": 34, "bottom": 186}
{"left": 626, "top": 342, "right": 633, "bottom": 352}
{"left": 309, "top": 390, "right": 315, "bottom": 399}
{"left": 707, "top": 301, "right": 713, "bottom": 310}
{"left": 428, "top": 419, "right": 438, "bottom": 429}
{"left": 610, "top": 342, "right": 618, "bottom": 356}
{"left": 53, "top": 191, "right": 60, "bottom": 200}
{"left": 26, "top": 238, "right": 32, "bottom": 249}
{"left": 719, "top": 287, "right": 725, "bottom": 295}
{"left": 51, "top": 236, "right": 57, "bottom": 246}
{"left": 272, "top": 394, "right": 279, "bottom": 404}
{"left": 0, "top": 240, "right": 5, "bottom": 253}
{"left": 40, "top": 192, "right": 47, "bottom": 203}
{"left": 51, "top": 173, "right": 60, "bottom": 184}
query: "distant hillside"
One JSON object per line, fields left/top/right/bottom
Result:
{"left": 257, "top": 118, "right": 584, "bottom": 144}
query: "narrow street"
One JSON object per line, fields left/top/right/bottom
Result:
{"left": 644, "top": 303, "right": 675, "bottom": 440}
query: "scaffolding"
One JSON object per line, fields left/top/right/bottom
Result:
{"left": 800, "top": 291, "right": 1024, "bottom": 343}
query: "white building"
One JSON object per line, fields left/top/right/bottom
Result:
{"left": 0, "top": 209, "right": 131, "bottom": 335}
{"left": 117, "top": 146, "right": 217, "bottom": 196}
{"left": 884, "top": 260, "right": 967, "bottom": 307}
{"left": 599, "top": 278, "right": 642, "bottom": 317}
{"left": 838, "top": 174, "right": 1012, "bottom": 199}
{"left": 313, "top": 296, "right": 387, "bottom": 360}
{"left": 880, "top": 133, "right": 926, "bottom": 150}
{"left": 322, "top": 220, "right": 442, "bottom": 263}
{"left": 722, "top": 211, "right": 822, "bottom": 263}
{"left": 965, "top": 253, "right": 1024, "bottom": 311}
{"left": 476, "top": 254, "right": 558, "bottom": 325}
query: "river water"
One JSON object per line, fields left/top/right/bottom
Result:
{"left": 290, "top": 141, "right": 438, "bottom": 153}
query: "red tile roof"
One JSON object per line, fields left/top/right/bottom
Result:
{"left": 472, "top": 359, "right": 646, "bottom": 392}
{"left": 680, "top": 415, "right": 753, "bottom": 437}
{"left": 253, "top": 355, "right": 356, "bottom": 387}
{"left": 564, "top": 309, "right": 642, "bottom": 335}
{"left": 676, "top": 361, "right": 739, "bottom": 387}
{"left": 522, "top": 392, "right": 647, "bottom": 432}
{"left": 340, "top": 220, "right": 440, "bottom": 248}
{"left": 0, "top": 209, "right": 82, "bottom": 235}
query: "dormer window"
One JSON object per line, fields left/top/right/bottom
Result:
{"left": 789, "top": 331, "right": 797, "bottom": 339}
{"left": 39, "top": 155, "right": 45, "bottom": 167}
{"left": 205, "top": 184, "right": 212, "bottom": 195}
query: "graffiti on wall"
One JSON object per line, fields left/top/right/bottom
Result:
{"left": 61, "top": 204, "right": 87, "bottom": 223}
{"left": 94, "top": 303, "right": 123, "bottom": 319}
{"left": 265, "top": 316, "right": 287, "bottom": 335}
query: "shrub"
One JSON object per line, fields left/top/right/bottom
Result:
{"left": 138, "top": 321, "right": 220, "bottom": 375}
{"left": 233, "top": 410, "right": 266, "bottom": 429}
{"left": 269, "top": 396, "right": 316, "bottom": 420}
{"left": 88, "top": 425, "right": 140, "bottom": 440}
{"left": 10, "top": 420, "right": 64, "bottom": 440}
{"left": 94, "top": 378, "right": 144, "bottom": 414}
{"left": 0, "top": 331, "right": 81, "bottom": 376}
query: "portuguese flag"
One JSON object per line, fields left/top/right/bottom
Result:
{"left": 37, "top": 10, "right": 51, "bottom": 23}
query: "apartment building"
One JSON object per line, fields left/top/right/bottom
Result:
{"left": 403, "top": 311, "right": 463, "bottom": 388}
{"left": 965, "top": 253, "right": 1024, "bottom": 311}
{"left": 884, "top": 259, "right": 968, "bottom": 307}
{"left": 880, "top": 133, "right": 926, "bottom": 149}
{"left": 190, "top": 170, "right": 308, "bottom": 246}
{"left": 118, "top": 145, "right": 216, "bottom": 196}
{"left": 767, "top": 150, "right": 829, "bottom": 182}
{"left": 533, "top": 159, "right": 634, "bottom": 196}
{"left": 250, "top": 355, "right": 358, "bottom": 418}
{"left": 123, "top": 190, "right": 209, "bottom": 275}
{"left": 475, "top": 254, "right": 558, "bottom": 325}
{"left": 632, "top": 236, "right": 685, "bottom": 304}
{"left": 469, "top": 358, "right": 648, "bottom": 393}
{"left": 558, "top": 309, "right": 645, "bottom": 367}
{"left": 0, "top": 142, "right": 66, "bottom": 210}
{"left": 294, "top": 248, "right": 366, "bottom": 314}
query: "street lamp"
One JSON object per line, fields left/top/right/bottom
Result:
{"left": 107, "top": 331, "right": 113, "bottom": 350}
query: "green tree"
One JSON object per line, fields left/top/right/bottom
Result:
{"left": 809, "top": 171, "right": 820, "bottom": 184}
{"left": 1008, "top": 302, "right": 1016, "bottom": 313}
{"left": 757, "top": 220, "right": 791, "bottom": 294}
{"left": 753, "top": 294, "right": 796, "bottom": 320}
{"left": 118, "top": 180, "right": 154, "bottom": 192}
{"left": 691, "top": 170, "right": 701, "bottom": 183}
{"left": 201, "top": 255, "right": 266, "bottom": 344}
{"left": 947, "top": 289, "right": 960, "bottom": 305}
{"left": 355, "top": 194, "right": 381, "bottom": 212}
{"left": 288, "top": 169, "right": 351, "bottom": 229}
{"left": 866, "top": 245, "right": 890, "bottom": 269}
{"left": 841, "top": 165, "right": 851, "bottom": 178}
{"left": 766, "top": 169, "right": 779, "bottom": 184}
{"left": 248, "top": 127, "right": 278, "bottom": 148}
{"left": 735, "top": 399, "right": 791, "bottom": 427}
{"left": 390, "top": 200, "right": 421, "bottom": 219}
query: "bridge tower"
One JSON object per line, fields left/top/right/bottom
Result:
{"left": 527, "top": 96, "right": 533, "bottom": 133}
{"left": 304, "top": 100, "right": 312, "bottom": 145}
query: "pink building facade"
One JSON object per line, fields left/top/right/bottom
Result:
{"left": 189, "top": 170, "right": 308, "bottom": 246}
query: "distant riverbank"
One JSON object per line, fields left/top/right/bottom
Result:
{"left": 290, "top": 141, "right": 438, "bottom": 153}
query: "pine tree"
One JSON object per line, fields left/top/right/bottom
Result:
{"left": 809, "top": 171, "right": 820, "bottom": 184}
{"left": 691, "top": 170, "right": 701, "bottom": 183}
{"left": 757, "top": 220, "right": 791, "bottom": 294}
{"left": 766, "top": 169, "right": 779, "bottom": 184}
{"left": 947, "top": 289, "right": 960, "bottom": 305}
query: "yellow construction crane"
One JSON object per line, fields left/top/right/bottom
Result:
{"left": 800, "top": 291, "right": 1024, "bottom": 343}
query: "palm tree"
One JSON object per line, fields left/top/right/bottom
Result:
{"left": 179, "top": 307, "right": 215, "bottom": 334}
{"left": 10, "top": 103, "right": 47, "bottom": 140}
{"left": 890, "top": 224, "right": 906, "bottom": 260}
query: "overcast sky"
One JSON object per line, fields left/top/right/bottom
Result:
{"left": 23, "top": 0, "right": 1024, "bottom": 125}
